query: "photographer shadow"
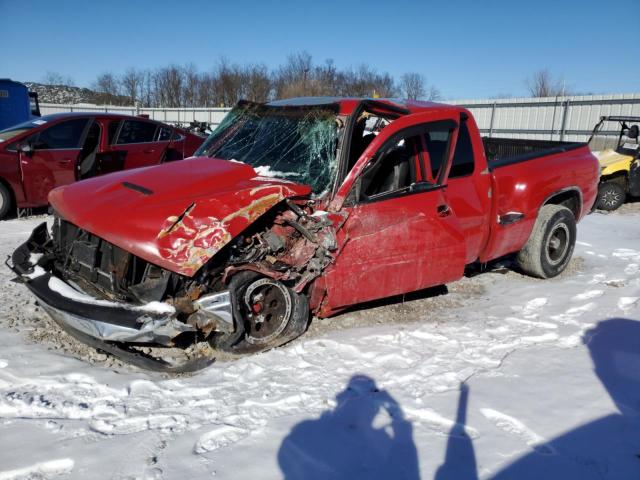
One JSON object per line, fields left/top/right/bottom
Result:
{"left": 277, "top": 374, "right": 420, "bottom": 480}
{"left": 490, "top": 317, "right": 640, "bottom": 479}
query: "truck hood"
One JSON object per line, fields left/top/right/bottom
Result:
{"left": 49, "top": 157, "right": 312, "bottom": 276}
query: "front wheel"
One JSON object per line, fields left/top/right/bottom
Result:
{"left": 211, "top": 272, "right": 309, "bottom": 354}
{"left": 516, "top": 205, "right": 576, "bottom": 279}
{"left": 596, "top": 180, "right": 626, "bottom": 211}
{"left": 0, "top": 183, "right": 13, "bottom": 220}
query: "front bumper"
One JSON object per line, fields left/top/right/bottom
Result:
{"left": 9, "top": 223, "right": 230, "bottom": 346}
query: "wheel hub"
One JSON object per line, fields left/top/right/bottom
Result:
{"left": 546, "top": 223, "right": 570, "bottom": 266}
{"left": 242, "top": 278, "right": 292, "bottom": 345}
{"left": 602, "top": 189, "right": 622, "bottom": 207}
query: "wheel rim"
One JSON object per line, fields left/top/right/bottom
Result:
{"left": 242, "top": 278, "right": 292, "bottom": 345}
{"left": 601, "top": 187, "right": 622, "bottom": 207}
{"left": 546, "top": 223, "right": 570, "bottom": 266}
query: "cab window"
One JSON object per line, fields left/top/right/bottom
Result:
{"left": 359, "top": 134, "right": 419, "bottom": 201}
{"left": 355, "top": 121, "right": 455, "bottom": 203}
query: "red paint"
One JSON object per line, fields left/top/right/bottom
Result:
{"left": 49, "top": 158, "right": 310, "bottom": 276}
{"left": 47, "top": 99, "right": 599, "bottom": 317}
{"left": 0, "top": 113, "right": 203, "bottom": 210}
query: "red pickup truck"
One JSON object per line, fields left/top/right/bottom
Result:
{"left": 11, "top": 98, "right": 599, "bottom": 369}
{"left": 0, "top": 113, "right": 204, "bottom": 218}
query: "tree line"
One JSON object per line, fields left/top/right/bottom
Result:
{"left": 65, "top": 52, "right": 440, "bottom": 108}
{"left": 43, "top": 60, "right": 578, "bottom": 108}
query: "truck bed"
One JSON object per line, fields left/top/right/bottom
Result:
{"left": 484, "top": 137, "right": 585, "bottom": 168}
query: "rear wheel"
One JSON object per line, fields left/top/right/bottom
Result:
{"left": 516, "top": 205, "right": 576, "bottom": 279}
{"left": 212, "top": 272, "right": 309, "bottom": 354}
{"left": 596, "top": 180, "right": 626, "bottom": 211}
{"left": 0, "top": 183, "right": 13, "bottom": 220}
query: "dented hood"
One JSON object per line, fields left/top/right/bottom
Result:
{"left": 49, "top": 157, "right": 312, "bottom": 276}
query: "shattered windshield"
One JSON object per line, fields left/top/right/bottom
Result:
{"left": 195, "top": 101, "right": 340, "bottom": 194}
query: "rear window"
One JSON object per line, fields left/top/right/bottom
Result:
{"left": 449, "top": 122, "right": 475, "bottom": 178}
{"left": 116, "top": 120, "right": 158, "bottom": 144}
{"left": 107, "top": 120, "right": 121, "bottom": 144}
{"left": 157, "top": 126, "right": 172, "bottom": 141}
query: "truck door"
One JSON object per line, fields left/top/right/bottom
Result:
{"left": 110, "top": 119, "right": 169, "bottom": 169}
{"left": 20, "top": 118, "right": 89, "bottom": 206}
{"left": 323, "top": 119, "right": 466, "bottom": 309}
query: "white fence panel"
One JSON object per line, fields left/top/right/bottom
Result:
{"left": 41, "top": 93, "right": 640, "bottom": 142}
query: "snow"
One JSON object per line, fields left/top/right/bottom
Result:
{"left": 254, "top": 165, "right": 301, "bottom": 178}
{"left": 0, "top": 209, "right": 639, "bottom": 479}
{"left": 47, "top": 276, "right": 175, "bottom": 314}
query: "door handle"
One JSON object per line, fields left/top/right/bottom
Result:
{"left": 143, "top": 149, "right": 156, "bottom": 154}
{"left": 437, "top": 204, "right": 452, "bottom": 217}
{"left": 58, "top": 158, "right": 73, "bottom": 164}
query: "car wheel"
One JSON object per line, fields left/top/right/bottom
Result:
{"left": 516, "top": 205, "right": 576, "bottom": 279}
{"left": 596, "top": 180, "right": 626, "bottom": 211}
{"left": 212, "top": 272, "right": 309, "bottom": 354}
{"left": 0, "top": 183, "right": 13, "bottom": 220}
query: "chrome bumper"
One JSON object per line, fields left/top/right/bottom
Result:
{"left": 10, "top": 222, "right": 234, "bottom": 346}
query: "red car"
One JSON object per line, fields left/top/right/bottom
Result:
{"left": 0, "top": 113, "right": 204, "bottom": 218}
{"left": 11, "top": 98, "right": 599, "bottom": 370}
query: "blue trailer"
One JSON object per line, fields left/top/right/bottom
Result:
{"left": 0, "top": 79, "right": 41, "bottom": 131}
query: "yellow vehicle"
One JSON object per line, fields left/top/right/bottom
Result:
{"left": 588, "top": 116, "right": 640, "bottom": 210}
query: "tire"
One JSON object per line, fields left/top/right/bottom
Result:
{"left": 596, "top": 180, "right": 626, "bottom": 211}
{"left": 211, "top": 272, "right": 309, "bottom": 354}
{"left": 516, "top": 205, "right": 576, "bottom": 279}
{"left": 0, "top": 183, "right": 13, "bottom": 220}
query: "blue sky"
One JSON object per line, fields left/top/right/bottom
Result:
{"left": 2, "top": 0, "right": 638, "bottom": 99}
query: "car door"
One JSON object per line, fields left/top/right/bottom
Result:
{"left": 322, "top": 117, "right": 467, "bottom": 310}
{"left": 20, "top": 117, "right": 89, "bottom": 206}
{"left": 110, "top": 119, "right": 168, "bottom": 169}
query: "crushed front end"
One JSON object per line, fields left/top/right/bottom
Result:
{"left": 9, "top": 202, "right": 339, "bottom": 369}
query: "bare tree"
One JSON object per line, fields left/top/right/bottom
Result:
{"left": 84, "top": 54, "right": 442, "bottom": 107}
{"left": 182, "top": 63, "right": 200, "bottom": 107}
{"left": 93, "top": 72, "right": 121, "bottom": 104}
{"left": 400, "top": 72, "right": 425, "bottom": 100}
{"left": 526, "top": 69, "right": 569, "bottom": 97}
{"left": 214, "top": 58, "right": 245, "bottom": 107}
{"left": 243, "top": 64, "right": 271, "bottom": 102}
{"left": 120, "top": 68, "right": 143, "bottom": 104}
{"left": 426, "top": 85, "right": 441, "bottom": 101}
{"left": 153, "top": 65, "right": 184, "bottom": 107}
{"left": 274, "top": 51, "right": 315, "bottom": 99}
{"left": 42, "top": 71, "right": 74, "bottom": 86}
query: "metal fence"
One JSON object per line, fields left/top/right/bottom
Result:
{"left": 39, "top": 103, "right": 230, "bottom": 128}
{"left": 40, "top": 92, "right": 640, "bottom": 142}
{"left": 452, "top": 93, "right": 640, "bottom": 142}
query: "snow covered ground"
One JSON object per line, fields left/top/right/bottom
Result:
{"left": 0, "top": 208, "right": 638, "bottom": 479}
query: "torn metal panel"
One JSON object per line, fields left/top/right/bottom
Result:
{"left": 48, "top": 157, "right": 312, "bottom": 277}
{"left": 156, "top": 186, "right": 308, "bottom": 277}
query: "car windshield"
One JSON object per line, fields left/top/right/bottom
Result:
{"left": 589, "top": 119, "right": 640, "bottom": 153}
{"left": 0, "top": 118, "right": 45, "bottom": 142}
{"left": 195, "top": 101, "right": 341, "bottom": 195}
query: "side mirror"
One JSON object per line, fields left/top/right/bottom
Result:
{"left": 18, "top": 143, "right": 34, "bottom": 156}
{"left": 627, "top": 125, "right": 639, "bottom": 140}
